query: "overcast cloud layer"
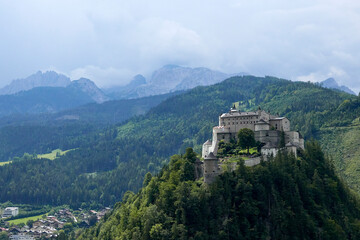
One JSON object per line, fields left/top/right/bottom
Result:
{"left": 0, "top": 0, "right": 359, "bottom": 93}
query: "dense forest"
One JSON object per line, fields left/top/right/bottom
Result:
{"left": 0, "top": 91, "right": 179, "bottom": 160}
{"left": 0, "top": 76, "right": 358, "bottom": 208}
{"left": 80, "top": 142, "right": 360, "bottom": 240}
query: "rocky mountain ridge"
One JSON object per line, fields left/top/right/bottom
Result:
{"left": 0, "top": 71, "right": 108, "bottom": 103}
{"left": 0, "top": 71, "right": 71, "bottom": 95}
{"left": 105, "top": 65, "right": 244, "bottom": 99}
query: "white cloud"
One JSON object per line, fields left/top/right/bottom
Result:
{"left": 0, "top": 0, "right": 359, "bottom": 93}
{"left": 70, "top": 66, "right": 134, "bottom": 87}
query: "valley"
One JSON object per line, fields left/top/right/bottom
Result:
{"left": 0, "top": 74, "right": 359, "bottom": 239}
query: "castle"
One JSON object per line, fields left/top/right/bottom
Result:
{"left": 201, "top": 107, "right": 304, "bottom": 183}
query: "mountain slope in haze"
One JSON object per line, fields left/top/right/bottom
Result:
{"left": 105, "top": 74, "right": 147, "bottom": 99}
{"left": 68, "top": 78, "right": 109, "bottom": 103}
{"left": 104, "top": 65, "right": 242, "bottom": 99}
{"left": 0, "top": 77, "right": 109, "bottom": 117}
{"left": 0, "top": 86, "right": 94, "bottom": 116}
{"left": 80, "top": 143, "right": 360, "bottom": 239}
{"left": 320, "top": 78, "right": 356, "bottom": 95}
{"left": 0, "top": 75, "right": 357, "bottom": 208}
{"left": 0, "top": 71, "right": 71, "bottom": 95}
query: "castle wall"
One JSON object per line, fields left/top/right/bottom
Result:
{"left": 220, "top": 116, "right": 256, "bottom": 131}
{"left": 202, "top": 143, "right": 211, "bottom": 158}
{"left": 286, "top": 146, "right": 297, "bottom": 157}
{"left": 269, "top": 118, "right": 290, "bottom": 131}
{"left": 299, "top": 138, "right": 305, "bottom": 149}
{"left": 255, "top": 130, "right": 281, "bottom": 146}
{"left": 204, "top": 159, "right": 220, "bottom": 184}
{"left": 260, "top": 111, "right": 270, "bottom": 121}
{"left": 244, "top": 157, "right": 262, "bottom": 167}
{"left": 261, "top": 147, "right": 278, "bottom": 157}
{"left": 203, "top": 109, "right": 303, "bottom": 160}
{"left": 255, "top": 123, "right": 270, "bottom": 131}
{"left": 285, "top": 131, "right": 299, "bottom": 144}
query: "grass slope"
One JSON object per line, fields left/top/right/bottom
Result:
{"left": 7, "top": 212, "right": 49, "bottom": 225}
{"left": 37, "top": 149, "right": 74, "bottom": 160}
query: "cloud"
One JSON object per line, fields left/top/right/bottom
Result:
{"left": 0, "top": 0, "right": 359, "bottom": 94}
{"left": 70, "top": 66, "right": 134, "bottom": 87}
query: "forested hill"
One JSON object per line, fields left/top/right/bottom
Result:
{"left": 0, "top": 91, "right": 181, "bottom": 161}
{"left": 0, "top": 75, "right": 358, "bottom": 208}
{"left": 80, "top": 142, "right": 360, "bottom": 240}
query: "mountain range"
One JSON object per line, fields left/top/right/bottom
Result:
{"left": 0, "top": 68, "right": 356, "bottom": 119}
{"left": 0, "top": 71, "right": 71, "bottom": 95}
{"left": 0, "top": 72, "right": 110, "bottom": 117}
{"left": 104, "top": 65, "right": 243, "bottom": 99}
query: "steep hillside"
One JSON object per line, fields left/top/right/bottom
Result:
{"left": 80, "top": 143, "right": 360, "bottom": 240}
{"left": 0, "top": 76, "right": 356, "bottom": 208}
{"left": 315, "top": 97, "right": 360, "bottom": 192}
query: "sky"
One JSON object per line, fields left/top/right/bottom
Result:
{"left": 0, "top": 0, "right": 359, "bottom": 93}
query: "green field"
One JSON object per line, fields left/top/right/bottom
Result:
{"left": 0, "top": 161, "right": 11, "bottom": 166}
{"left": 37, "top": 149, "right": 74, "bottom": 160}
{"left": 7, "top": 212, "right": 49, "bottom": 225}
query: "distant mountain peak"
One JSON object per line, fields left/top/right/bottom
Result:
{"left": 162, "top": 64, "right": 181, "bottom": 69}
{"left": 0, "top": 71, "right": 71, "bottom": 95}
{"left": 69, "top": 78, "right": 109, "bottom": 103}
{"left": 320, "top": 78, "right": 356, "bottom": 95}
{"left": 105, "top": 65, "right": 240, "bottom": 99}
{"left": 131, "top": 74, "right": 147, "bottom": 86}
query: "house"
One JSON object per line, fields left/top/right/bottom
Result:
{"left": 2, "top": 207, "right": 19, "bottom": 218}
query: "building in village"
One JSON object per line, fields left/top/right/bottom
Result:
{"left": 2, "top": 207, "right": 19, "bottom": 218}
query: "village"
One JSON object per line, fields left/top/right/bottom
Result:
{"left": 0, "top": 207, "right": 111, "bottom": 239}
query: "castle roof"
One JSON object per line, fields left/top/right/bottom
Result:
{"left": 269, "top": 117, "right": 287, "bottom": 121}
{"left": 286, "top": 142, "right": 296, "bottom": 147}
{"left": 255, "top": 119, "right": 269, "bottom": 125}
{"left": 204, "top": 140, "right": 212, "bottom": 145}
{"left": 195, "top": 158, "right": 203, "bottom": 164}
{"left": 221, "top": 111, "right": 259, "bottom": 118}
{"left": 262, "top": 142, "right": 277, "bottom": 149}
{"left": 205, "top": 152, "right": 218, "bottom": 160}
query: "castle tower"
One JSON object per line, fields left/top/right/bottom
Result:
{"left": 204, "top": 152, "right": 220, "bottom": 184}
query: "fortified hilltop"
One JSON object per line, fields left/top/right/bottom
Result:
{"left": 201, "top": 107, "right": 304, "bottom": 183}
